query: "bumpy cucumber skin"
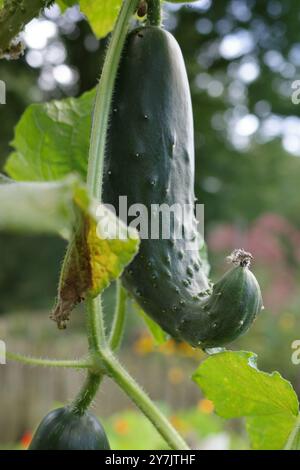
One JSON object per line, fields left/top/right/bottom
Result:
{"left": 29, "top": 407, "right": 110, "bottom": 450}
{"left": 103, "top": 26, "right": 262, "bottom": 348}
{"left": 179, "top": 266, "right": 263, "bottom": 348}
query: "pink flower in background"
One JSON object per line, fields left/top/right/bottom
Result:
{"left": 247, "top": 225, "right": 284, "bottom": 263}
{"left": 208, "top": 225, "right": 239, "bottom": 252}
{"left": 256, "top": 213, "right": 289, "bottom": 233}
{"left": 263, "top": 268, "right": 295, "bottom": 312}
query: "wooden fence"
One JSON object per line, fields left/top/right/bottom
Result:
{"left": 0, "top": 314, "right": 200, "bottom": 444}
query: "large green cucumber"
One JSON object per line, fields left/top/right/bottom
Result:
{"left": 103, "top": 26, "right": 263, "bottom": 348}
{"left": 29, "top": 407, "right": 110, "bottom": 450}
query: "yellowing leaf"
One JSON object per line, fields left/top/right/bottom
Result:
{"left": 52, "top": 192, "right": 139, "bottom": 329}
{"left": 0, "top": 175, "right": 139, "bottom": 329}
{"left": 87, "top": 213, "right": 139, "bottom": 297}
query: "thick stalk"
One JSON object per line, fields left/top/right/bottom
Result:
{"left": 102, "top": 350, "right": 190, "bottom": 450}
{"left": 0, "top": 0, "right": 53, "bottom": 56}
{"left": 83, "top": 0, "right": 188, "bottom": 450}
{"left": 87, "top": 0, "right": 139, "bottom": 199}
{"left": 72, "top": 284, "right": 128, "bottom": 415}
{"left": 74, "top": 0, "right": 139, "bottom": 416}
{"left": 69, "top": 297, "right": 107, "bottom": 415}
{"left": 70, "top": 372, "right": 102, "bottom": 416}
{"left": 109, "top": 280, "right": 127, "bottom": 351}
{"left": 147, "top": 0, "right": 162, "bottom": 26}
{"left": 86, "top": 295, "right": 106, "bottom": 352}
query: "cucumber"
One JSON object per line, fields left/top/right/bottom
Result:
{"left": 29, "top": 407, "right": 110, "bottom": 450}
{"left": 179, "top": 263, "right": 262, "bottom": 348}
{"left": 103, "top": 26, "right": 263, "bottom": 348}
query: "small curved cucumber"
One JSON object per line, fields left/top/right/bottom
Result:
{"left": 179, "top": 264, "right": 263, "bottom": 348}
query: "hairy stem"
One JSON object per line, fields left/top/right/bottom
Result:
{"left": 87, "top": 0, "right": 139, "bottom": 200}
{"left": 70, "top": 297, "right": 107, "bottom": 415}
{"left": 83, "top": 0, "right": 188, "bottom": 449}
{"left": 71, "top": 284, "right": 127, "bottom": 414}
{"left": 0, "top": 0, "right": 53, "bottom": 56}
{"left": 7, "top": 352, "right": 90, "bottom": 369}
{"left": 102, "top": 350, "right": 190, "bottom": 450}
{"left": 86, "top": 295, "right": 107, "bottom": 352}
{"left": 75, "top": 0, "right": 139, "bottom": 416}
{"left": 109, "top": 280, "right": 127, "bottom": 351}
{"left": 147, "top": 0, "right": 162, "bottom": 26}
{"left": 70, "top": 372, "right": 102, "bottom": 416}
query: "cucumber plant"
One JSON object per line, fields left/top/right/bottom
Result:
{"left": 103, "top": 25, "right": 263, "bottom": 349}
{"left": 0, "top": 0, "right": 298, "bottom": 451}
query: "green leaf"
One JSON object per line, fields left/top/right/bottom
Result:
{"left": 133, "top": 303, "right": 168, "bottom": 345}
{"left": 246, "top": 414, "right": 297, "bottom": 451}
{"left": 79, "top": 0, "right": 122, "bottom": 38}
{"left": 56, "top": 0, "right": 75, "bottom": 12}
{"left": 5, "top": 89, "right": 95, "bottom": 182}
{"left": 56, "top": 0, "right": 77, "bottom": 12}
{"left": 284, "top": 416, "right": 300, "bottom": 449}
{"left": 0, "top": 174, "right": 140, "bottom": 328}
{"left": 193, "top": 351, "right": 299, "bottom": 450}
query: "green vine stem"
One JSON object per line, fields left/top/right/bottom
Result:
{"left": 0, "top": 0, "right": 53, "bottom": 57}
{"left": 147, "top": 0, "right": 162, "bottom": 26}
{"left": 69, "top": 296, "right": 107, "bottom": 416}
{"left": 81, "top": 0, "right": 189, "bottom": 450}
{"left": 86, "top": 295, "right": 107, "bottom": 352}
{"left": 71, "top": 281, "right": 128, "bottom": 413}
{"left": 70, "top": 372, "right": 102, "bottom": 416}
{"left": 7, "top": 352, "right": 91, "bottom": 369}
{"left": 72, "top": 0, "right": 139, "bottom": 417}
{"left": 87, "top": 0, "right": 140, "bottom": 200}
{"left": 109, "top": 280, "right": 128, "bottom": 351}
{"left": 102, "top": 350, "right": 190, "bottom": 450}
